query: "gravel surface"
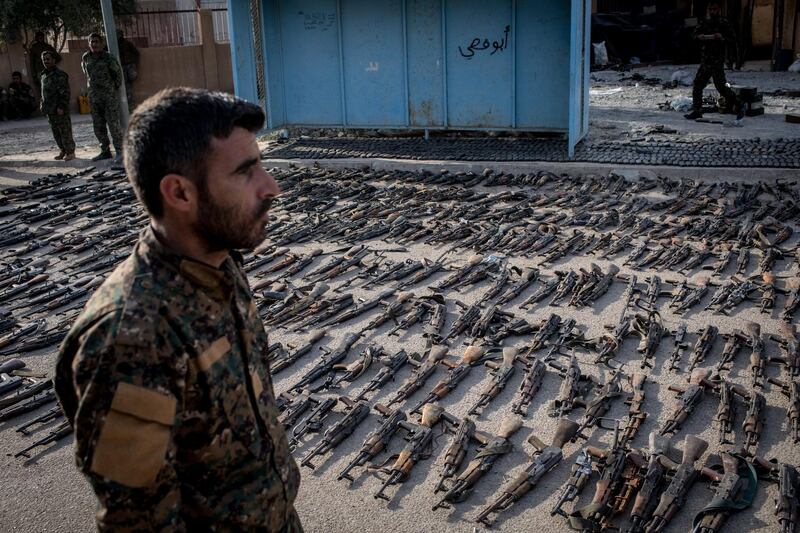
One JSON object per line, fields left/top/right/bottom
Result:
{"left": 1, "top": 165, "right": 800, "bottom": 533}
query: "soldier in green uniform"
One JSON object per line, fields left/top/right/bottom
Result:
{"left": 40, "top": 51, "right": 75, "bottom": 161}
{"left": 81, "top": 33, "right": 124, "bottom": 161}
{"left": 55, "top": 88, "right": 303, "bottom": 532}
{"left": 684, "top": 1, "right": 743, "bottom": 120}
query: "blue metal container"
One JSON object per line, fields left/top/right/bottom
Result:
{"left": 228, "top": 0, "right": 590, "bottom": 154}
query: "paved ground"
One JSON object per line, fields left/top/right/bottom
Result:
{"left": 2, "top": 164, "right": 800, "bottom": 533}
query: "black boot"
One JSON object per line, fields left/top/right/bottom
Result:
{"left": 91, "top": 150, "right": 112, "bottom": 161}
{"left": 684, "top": 109, "right": 703, "bottom": 120}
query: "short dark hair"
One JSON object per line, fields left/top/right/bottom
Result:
{"left": 124, "top": 87, "right": 265, "bottom": 218}
{"left": 11, "top": 71, "right": 21, "bottom": 77}
{"left": 88, "top": 33, "right": 103, "bottom": 41}
{"left": 41, "top": 51, "right": 56, "bottom": 60}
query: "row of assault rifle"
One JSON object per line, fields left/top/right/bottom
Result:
{"left": 0, "top": 358, "right": 73, "bottom": 458}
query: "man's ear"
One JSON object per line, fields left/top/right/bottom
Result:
{"left": 159, "top": 174, "right": 198, "bottom": 214}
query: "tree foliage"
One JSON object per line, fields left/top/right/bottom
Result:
{"left": 0, "top": 0, "right": 137, "bottom": 50}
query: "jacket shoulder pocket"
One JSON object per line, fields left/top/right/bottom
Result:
{"left": 90, "top": 382, "right": 176, "bottom": 488}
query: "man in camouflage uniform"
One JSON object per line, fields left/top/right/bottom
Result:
{"left": 684, "top": 1, "right": 743, "bottom": 120}
{"left": 29, "top": 31, "right": 59, "bottom": 95}
{"left": 81, "top": 33, "right": 124, "bottom": 162}
{"left": 40, "top": 51, "right": 75, "bottom": 161}
{"left": 55, "top": 88, "right": 302, "bottom": 532}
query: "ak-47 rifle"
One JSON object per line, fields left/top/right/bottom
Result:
{"left": 626, "top": 433, "right": 671, "bottom": 533}
{"left": 511, "top": 356, "right": 546, "bottom": 416}
{"left": 771, "top": 462, "right": 799, "bottom": 533}
{"left": 782, "top": 278, "right": 800, "bottom": 322}
{"left": 744, "top": 321, "right": 767, "bottom": 388}
{"left": 310, "top": 345, "right": 382, "bottom": 393}
{"left": 433, "top": 255, "right": 484, "bottom": 291}
{"left": 434, "top": 414, "right": 475, "bottom": 493}
{"left": 548, "top": 355, "right": 594, "bottom": 417}
{"left": 770, "top": 323, "right": 800, "bottom": 378}
{"left": 271, "top": 330, "right": 327, "bottom": 374}
{"left": 432, "top": 415, "right": 523, "bottom": 511}
{"left": 385, "top": 346, "right": 447, "bottom": 408}
{"left": 631, "top": 312, "right": 664, "bottom": 369}
{"left": 288, "top": 293, "right": 354, "bottom": 332}
{"left": 360, "top": 292, "right": 414, "bottom": 333}
{"left": 288, "top": 332, "right": 361, "bottom": 393}
{"left": 0, "top": 377, "right": 52, "bottom": 410}
{"left": 337, "top": 405, "right": 407, "bottom": 482}
{"left": 667, "top": 324, "right": 688, "bottom": 372}
{"left": 373, "top": 404, "right": 445, "bottom": 502}
{"left": 595, "top": 315, "right": 632, "bottom": 366}
{"left": 410, "top": 345, "right": 493, "bottom": 414}
{"left": 319, "top": 289, "right": 396, "bottom": 328}
{"left": 711, "top": 381, "right": 745, "bottom": 445}
{"left": 14, "top": 420, "right": 73, "bottom": 458}
{"left": 519, "top": 272, "right": 562, "bottom": 309}
{"left": 741, "top": 388, "right": 766, "bottom": 453}
{"left": 644, "top": 435, "right": 710, "bottom": 532}
{"left": 660, "top": 368, "right": 717, "bottom": 435}
{"left": 768, "top": 377, "right": 799, "bottom": 442}
{"left": 568, "top": 419, "right": 637, "bottom": 532}
{"left": 467, "top": 347, "right": 518, "bottom": 417}
{"left": 264, "top": 283, "right": 330, "bottom": 326}
{"left": 715, "top": 329, "right": 747, "bottom": 373}
{"left": 495, "top": 267, "right": 539, "bottom": 305}
{"left": 0, "top": 389, "right": 57, "bottom": 422}
{"left": 475, "top": 418, "right": 580, "bottom": 526}
{"left": 549, "top": 451, "right": 591, "bottom": 514}
{"left": 686, "top": 325, "right": 718, "bottom": 373}
{"left": 573, "top": 371, "right": 624, "bottom": 441}
{"left": 15, "top": 404, "right": 63, "bottom": 435}
{"left": 691, "top": 452, "right": 759, "bottom": 532}
{"left": 300, "top": 397, "right": 370, "bottom": 469}
{"left": 525, "top": 313, "right": 562, "bottom": 357}
{"left": 278, "top": 391, "right": 313, "bottom": 429}
{"left": 353, "top": 350, "right": 413, "bottom": 402}
{"left": 621, "top": 372, "right": 647, "bottom": 444}
{"left": 288, "top": 396, "right": 338, "bottom": 449}
{"left": 388, "top": 299, "right": 429, "bottom": 337}
{"left": 443, "top": 301, "right": 481, "bottom": 343}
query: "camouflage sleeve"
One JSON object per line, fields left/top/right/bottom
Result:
{"left": 56, "top": 72, "right": 70, "bottom": 112}
{"left": 107, "top": 55, "right": 123, "bottom": 90}
{"left": 68, "top": 311, "right": 186, "bottom": 531}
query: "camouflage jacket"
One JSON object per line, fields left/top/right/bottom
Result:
{"left": 81, "top": 51, "right": 122, "bottom": 97}
{"left": 55, "top": 226, "right": 301, "bottom": 532}
{"left": 40, "top": 67, "right": 70, "bottom": 115}
{"left": 693, "top": 16, "right": 737, "bottom": 65}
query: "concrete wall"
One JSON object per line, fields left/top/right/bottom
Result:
{"left": 0, "top": 9, "right": 233, "bottom": 113}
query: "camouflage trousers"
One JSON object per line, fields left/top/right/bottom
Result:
{"left": 47, "top": 113, "right": 76, "bottom": 154}
{"left": 691, "top": 63, "right": 739, "bottom": 112}
{"left": 89, "top": 92, "right": 123, "bottom": 153}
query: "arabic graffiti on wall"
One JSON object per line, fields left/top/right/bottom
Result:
{"left": 300, "top": 11, "right": 336, "bottom": 32}
{"left": 458, "top": 25, "right": 510, "bottom": 59}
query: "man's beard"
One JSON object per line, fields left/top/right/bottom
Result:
{"left": 195, "top": 185, "right": 273, "bottom": 253}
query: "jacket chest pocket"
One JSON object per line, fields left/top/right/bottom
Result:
{"left": 196, "top": 336, "right": 268, "bottom": 460}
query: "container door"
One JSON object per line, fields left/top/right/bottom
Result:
{"left": 568, "top": 0, "right": 590, "bottom": 157}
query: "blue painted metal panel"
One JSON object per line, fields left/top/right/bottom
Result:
{"left": 246, "top": 0, "right": 589, "bottom": 136}
{"left": 340, "top": 0, "right": 406, "bottom": 126}
{"left": 262, "top": 0, "right": 287, "bottom": 128}
{"left": 406, "top": 0, "right": 444, "bottom": 126}
{"left": 444, "top": 0, "right": 513, "bottom": 128}
{"left": 515, "top": 0, "right": 569, "bottom": 130}
{"left": 278, "top": 0, "right": 343, "bottom": 125}
{"left": 227, "top": 0, "right": 258, "bottom": 104}
{"left": 568, "top": 0, "right": 590, "bottom": 156}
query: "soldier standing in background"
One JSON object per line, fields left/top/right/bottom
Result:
{"left": 684, "top": 1, "right": 743, "bottom": 121}
{"left": 5, "top": 71, "right": 36, "bottom": 119}
{"left": 29, "top": 31, "right": 58, "bottom": 94}
{"left": 81, "top": 33, "right": 124, "bottom": 162}
{"left": 55, "top": 87, "right": 302, "bottom": 532}
{"left": 40, "top": 51, "right": 75, "bottom": 161}
{"left": 117, "top": 30, "right": 140, "bottom": 112}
